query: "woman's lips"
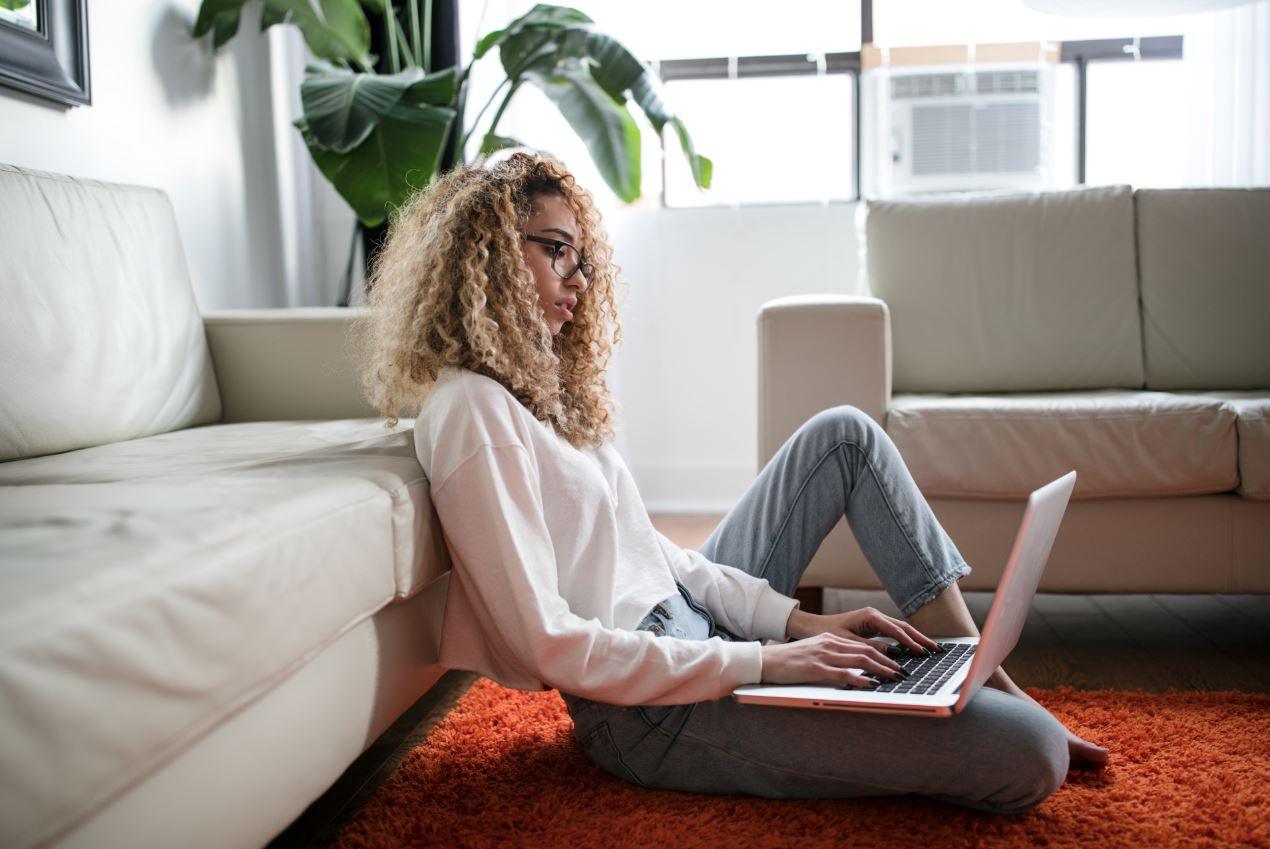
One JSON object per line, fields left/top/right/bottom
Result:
{"left": 555, "top": 303, "right": 573, "bottom": 320}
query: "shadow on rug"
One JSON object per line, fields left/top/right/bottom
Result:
{"left": 330, "top": 679, "right": 1269, "bottom": 848}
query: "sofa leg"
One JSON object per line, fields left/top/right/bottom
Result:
{"left": 794, "top": 586, "right": 824, "bottom": 616}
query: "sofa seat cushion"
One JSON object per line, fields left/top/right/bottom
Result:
{"left": 885, "top": 390, "right": 1238, "bottom": 500}
{"left": 1185, "top": 391, "right": 1270, "bottom": 500}
{"left": 0, "top": 418, "right": 441, "bottom": 849}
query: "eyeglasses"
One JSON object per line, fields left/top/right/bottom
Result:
{"left": 525, "top": 234, "right": 594, "bottom": 282}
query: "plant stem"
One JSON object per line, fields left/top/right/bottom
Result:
{"left": 392, "top": 15, "right": 415, "bottom": 68}
{"left": 456, "top": 26, "right": 555, "bottom": 158}
{"left": 485, "top": 79, "right": 521, "bottom": 142}
{"left": 454, "top": 57, "right": 476, "bottom": 100}
{"left": 384, "top": 4, "right": 400, "bottom": 73}
{"left": 422, "top": 0, "right": 433, "bottom": 73}
{"left": 408, "top": 0, "right": 422, "bottom": 68}
{"left": 457, "top": 75, "right": 510, "bottom": 155}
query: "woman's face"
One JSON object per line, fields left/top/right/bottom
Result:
{"left": 523, "top": 193, "right": 590, "bottom": 335}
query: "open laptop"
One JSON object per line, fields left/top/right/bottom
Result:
{"left": 733, "top": 470, "right": 1076, "bottom": 717}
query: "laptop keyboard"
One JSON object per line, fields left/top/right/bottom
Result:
{"left": 861, "top": 642, "right": 975, "bottom": 695}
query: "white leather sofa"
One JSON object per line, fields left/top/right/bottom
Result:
{"left": 0, "top": 164, "right": 453, "bottom": 849}
{"left": 759, "top": 184, "right": 1270, "bottom": 596}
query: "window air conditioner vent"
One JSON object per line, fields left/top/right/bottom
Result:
{"left": 975, "top": 69, "right": 1040, "bottom": 95}
{"left": 891, "top": 73, "right": 962, "bottom": 100}
{"left": 911, "top": 101, "right": 1041, "bottom": 176}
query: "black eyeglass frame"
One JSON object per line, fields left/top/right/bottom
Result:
{"left": 524, "top": 234, "right": 594, "bottom": 282}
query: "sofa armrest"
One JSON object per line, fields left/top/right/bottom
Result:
{"left": 202, "top": 307, "right": 380, "bottom": 422}
{"left": 757, "top": 294, "right": 892, "bottom": 468}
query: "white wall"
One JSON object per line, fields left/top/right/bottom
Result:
{"left": 0, "top": 0, "right": 291, "bottom": 310}
{"left": 606, "top": 201, "right": 864, "bottom": 514}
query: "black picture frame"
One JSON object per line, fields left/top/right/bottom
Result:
{"left": 0, "top": 0, "right": 90, "bottom": 107}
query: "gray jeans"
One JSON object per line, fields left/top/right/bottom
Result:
{"left": 560, "top": 405, "right": 1070, "bottom": 814}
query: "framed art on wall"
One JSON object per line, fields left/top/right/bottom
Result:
{"left": 0, "top": 0, "right": 90, "bottom": 106}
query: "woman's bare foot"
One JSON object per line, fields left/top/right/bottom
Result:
{"left": 986, "top": 670, "right": 1110, "bottom": 768}
{"left": 902, "top": 584, "right": 1109, "bottom": 768}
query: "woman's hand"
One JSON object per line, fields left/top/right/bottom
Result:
{"left": 761, "top": 605, "right": 941, "bottom": 688}
{"left": 786, "top": 607, "right": 941, "bottom": 656}
{"left": 760, "top": 632, "right": 909, "bottom": 688}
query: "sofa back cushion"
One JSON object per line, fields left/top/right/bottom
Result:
{"left": 864, "top": 184, "right": 1144, "bottom": 393}
{"left": 0, "top": 165, "right": 221, "bottom": 462}
{"left": 1136, "top": 188, "right": 1270, "bottom": 390}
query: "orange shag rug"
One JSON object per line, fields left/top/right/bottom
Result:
{"left": 330, "top": 679, "right": 1270, "bottom": 849}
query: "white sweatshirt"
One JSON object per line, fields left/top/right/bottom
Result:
{"left": 412, "top": 365, "right": 800, "bottom": 707}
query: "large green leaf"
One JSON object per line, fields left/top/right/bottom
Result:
{"left": 479, "top": 133, "right": 525, "bottom": 156}
{"left": 670, "top": 116, "right": 713, "bottom": 190}
{"left": 493, "top": 20, "right": 711, "bottom": 191}
{"left": 523, "top": 62, "right": 640, "bottom": 202}
{"left": 260, "top": 0, "right": 371, "bottom": 64}
{"left": 473, "top": 3, "right": 593, "bottom": 60}
{"left": 0, "top": 0, "right": 33, "bottom": 9}
{"left": 497, "top": 28, "right": 560, "bottom": 79}
{"left": 401, "top": 66, "right": 458, "bottom": 106}
{"left": 194, "top": 0, "right": 370, "bottom": 63}
{"left": 301, "top": 66, "right": 425, "bottom": 152}
{"left": 298, "top": 102, "right": 456, "bottom": 227}
{"left": 630, "top": 74, "right": 713, "bottom": 189}
{"left": 192, "top": 0, "right": 248, "bottom": 48}
{"left": 300, "top": 63, "right": 457, "bottom": 153}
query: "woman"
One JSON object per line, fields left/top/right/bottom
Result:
{"left": 353, "top": 152, "right": 1108, "bottom": 814}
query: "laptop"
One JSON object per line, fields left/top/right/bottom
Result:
{"left": 732, "top": 470, "right": 1076, "bottom": 717}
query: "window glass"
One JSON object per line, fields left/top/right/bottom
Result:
{"left": 459, "top": 1, "right": 861, "bottom": 207}
{"left": 663, "top": 74, "right": 857, "bottom": 206}
{"left": 556, "top": 0, "right": 861, "bottom": 59}
{"left": 873, "top": 0, "right": 1197, "bottom": 46}
{"left": 1086, "top": 59, "right": 1188, "bottom": 187}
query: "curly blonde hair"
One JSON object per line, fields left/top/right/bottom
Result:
{"left": 350, "top": 151, "right": 626, "bottom": 450}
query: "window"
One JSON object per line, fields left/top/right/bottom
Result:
{"left": 661, "top": 60, "right": 858, "bottom": 206}
{"left": 868, "top": 1, "right": 1199, "bottom": 196}
{"left": 458, "top": 0, "right": 862, "bottom": 208}
{"left": 460, "top": 1, "right": 1257, "bottom": 207}
{"left": 1086, "top": 59, "right": 1187, "bottom": 187}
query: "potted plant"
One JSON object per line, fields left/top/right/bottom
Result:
{"left": 192, "top": 1, "right": 711, "bottom": 300}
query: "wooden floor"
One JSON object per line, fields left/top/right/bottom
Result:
{"left": 654, "top": 514, "right": 1270, "bottom": 692}
{"left": 268, "top": 512, "right": 1270, "bottom": 849}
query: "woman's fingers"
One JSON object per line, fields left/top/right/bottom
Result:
{"left": 822, "top": 662, "right": 896, "bottom": 689}
{"left": 869, "top": 617, "right": 928, "bottom": 654}
{"left": 875, "top": 615, "right": 941, "bottom": 653}
{"left": 897, "top": 618, "right": 942, "bottom": 651}
{"left": 833, "top": 639, "right": 904, "bottom": 678}
{"left": 833, "top": 668, "right": 878, "bottom": 689}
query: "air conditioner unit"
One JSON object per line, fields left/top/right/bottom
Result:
{"left": 863, "top": 62, "right": 1060, "bottom": 197}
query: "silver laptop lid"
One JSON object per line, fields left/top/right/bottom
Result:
{"left": 953, "top": 470, "right": 1076, "bottom": 713}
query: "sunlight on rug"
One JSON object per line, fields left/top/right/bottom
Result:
{"left": 329, "top": 679, "right": 1269, "bottom": 849}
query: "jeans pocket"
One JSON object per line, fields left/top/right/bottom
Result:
{"left": 676, "top": 581, "right": 716, "bottom": 633}
{"left": 580, "top": 720, "right": 648, "bottom": 788}
{"left": 635, "top": 701, "right": 699, "bottom": 742}
{"left": 635, "top": 705, "right": 677, "bottom": 730}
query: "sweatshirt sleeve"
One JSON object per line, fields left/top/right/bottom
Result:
{"left": 653, "top": 530, "right": 800, "bottom": 644}
{"left": 430, "top": 441, "right": 767, "bottom": 706}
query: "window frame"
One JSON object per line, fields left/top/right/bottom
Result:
{"left": 1060, "top": 35, "right": 1183, "bottom": 184}
{"left": 654, "top": 51, "right": 864, "bottom": 207}
{"left": 649, "top": 0, "right": 1185, "bottom": 206}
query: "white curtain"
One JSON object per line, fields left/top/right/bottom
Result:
{"left": 1183, "top": 0, "right": 1270, "bottom": 185}
{"left": 266, "top": 27, "right": 363, "bottom": 307}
